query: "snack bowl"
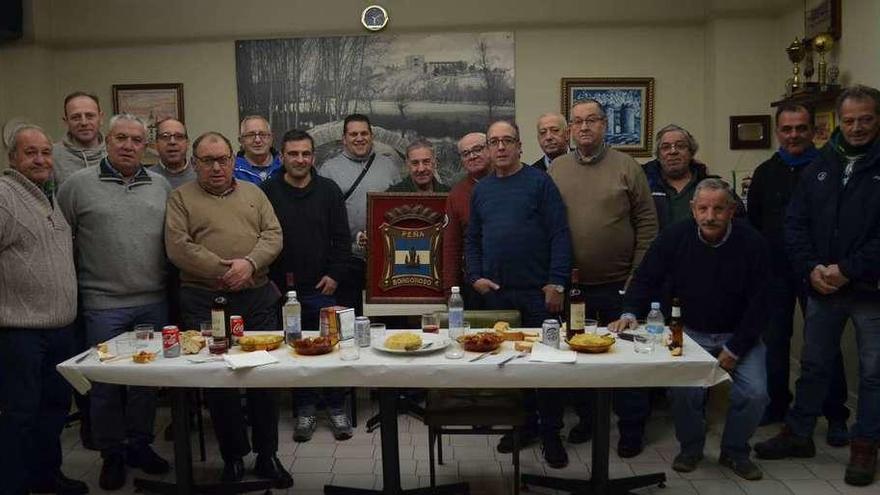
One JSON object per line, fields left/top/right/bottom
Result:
{"left": 238, "top": 334, "right": 284, "bottom": 352}
{"left": 566, "top": 333, "right": 616, "bottom": 353}
{"left": 292, "top": 336, "right": 334, "bottom": 356}
{"left": 459, "top": 332, "right": 504, "bottom": 353}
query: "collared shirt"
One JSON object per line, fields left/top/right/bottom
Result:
{"left": 697, "top": 221, "right": 732, "bottom": 248}
{"left": 98, "top": 159, "right": 153, "bottom": 187}
{"left": 574, "top": 141, "right": 608, "bottom": 165}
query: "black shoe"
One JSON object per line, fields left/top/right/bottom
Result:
{"left": 568, "top": 422, "right": 592, "bottom": 444}
{"left": 719, "top": 453, "right": 763, "bottom": 481}
{"left": 126, "top": 445, "right": 171, "bottom": 475}
{"left": 29, "top": 471, "right": 89, "bottom": 494}
{"left": 542, "top": 435, "right": 569, "bottom": 469}
{"left": 253, "top": 454, "right": 294, "bottom": 489}
{"left": 99, "top": 454, "right": 126, "bottom": 491}
{"left": 222, "top": 458, "right": 245, "bottom": 483}
{"left": 617, "top": 438, "right": 644, "bottom": 458}
{"left": 671, "top": 452, "right": 703, "bottom": 473}
{"left": 497, "top": 428, "right": 538, "bottom": 453}
{"left": 754, "top": 426, "right": 816, "bottom": 459}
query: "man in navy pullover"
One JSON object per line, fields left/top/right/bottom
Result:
{"left": 465, "top": 120, "right": 572, "bottom": 468}
{"left": 610, "top": 178, "right": 770, "bottom": 481}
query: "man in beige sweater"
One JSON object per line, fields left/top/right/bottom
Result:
{"left": 165, "top": 131, "right": 290, "bottom": 488}
{"left": 549, "top": 99, "right": 659, "bottom": 457}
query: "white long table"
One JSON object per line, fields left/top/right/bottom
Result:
{"left": 58, "top": 331, "right": 727, "bottom": 495}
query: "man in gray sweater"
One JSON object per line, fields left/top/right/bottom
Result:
{"left": 52, "top": 91, "right": 107, "bottom": 187}
{"left": 1, "top": 125, "right": 87, "bottom": 495}
{"left": 57, "top": 113, "right": 172, "bottom": 491}
{"left": 319, "top": 114, "right": 400, "bottom": 313}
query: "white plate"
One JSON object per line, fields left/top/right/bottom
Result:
{"left": 372, "top": 332, "right": 449, "bottom": 354}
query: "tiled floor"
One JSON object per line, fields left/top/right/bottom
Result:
{"left": 59, "top": 389, "right": 875, "bottom": 495}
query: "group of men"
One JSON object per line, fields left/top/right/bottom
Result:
{"left": 2, "top": 83, "right": 879, "bottom": 494}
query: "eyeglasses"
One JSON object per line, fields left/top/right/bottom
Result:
{"left": 659, "top": 142, "right": 690, "bottom": 153}
{"left": 194, "top": 155, "right": 232, "bottom": 167}
{"left": 157, "top": 132, "right": 188, "bottom": 142}
{"left": 487, "top": 137, "right": 518, "bottom": 147}
{"left": 459, "top": 144, "right": 486, "bottom": 158}
{"left": 569, "top": 117, "right": 605, "bottom": 128}
{"left": 240, "top": 132, "right": 272, "bottom": 141}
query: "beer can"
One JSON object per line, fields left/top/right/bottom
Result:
{"left": 162, "top": 325, "right": 181, "bottom": 358}
{"left": 355, "top": 316, "right": 371, "bottom": 347}
{"left": 542, "top": 319, "right": 561, "bottom": 349}
{"left": 230, "top": 315, "right": 245, "bottom": 345}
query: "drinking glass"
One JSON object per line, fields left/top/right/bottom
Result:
{"left": 421, "top": 313, "right": 439, "bottom": 333}
{"left": 199, "top": 321, "right": 213, "bottom": 338}
{"left": 134, "top": 324, "right": 153, "bottom": 348}
{"left": 633, "top": 319, "right": 654, "bottom": 353}
{"left": 370, "top": 323, "right": 386, "bottom": 345}
{"left": 584, "top": 318, "right": 599, "bottom": 335}
{"left": 339, "top": 338, "right": 360, "bottom": 361}
{"left": 445, "top": 325, "right": 464, "bottom": 359}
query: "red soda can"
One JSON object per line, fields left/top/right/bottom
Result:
{"left": 230, "top": 315, "right": 245, "bottom": 345}
{"left": 162, "top": 325, "right": 181, "bottom": 358}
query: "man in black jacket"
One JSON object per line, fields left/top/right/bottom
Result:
{"left": 755, "top": 85, "right": 880, "bottom": 487}
{"left": 261, "top": 129, "right": 353, "bottom": 443}
{"left": 610, "top": 178, "right": 770, "bottom": 481}
{"left": 748, "top": 104, "right": 850, "bottom": 440}
{"left": 530, "top": 112, "right": 570, "bottom": 172}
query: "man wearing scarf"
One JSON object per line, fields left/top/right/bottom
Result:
{"left": 747, "top": 104, "right": 850, "bottom": 446}
{"left": 756, "top": 85, "right": 880, "bottom": 487}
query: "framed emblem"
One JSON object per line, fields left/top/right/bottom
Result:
{"left": 367, "top": 192, "right": 448, "bottom": 304}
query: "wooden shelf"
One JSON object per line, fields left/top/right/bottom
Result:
{"left": 771, "top": 84, "right": 842, "bottom": 110}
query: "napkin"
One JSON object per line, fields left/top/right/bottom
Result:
{"left": 223, "top": 351, "right": 279, "bottom": 370}
{"left": 529, "top": 342, "right": 577, "bottom": 363}
{"left": 478, "top": 350, "right": 518, "bottom": 365}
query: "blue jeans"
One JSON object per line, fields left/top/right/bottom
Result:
{"left": 0, "top": 325, "right": 75, "bottom": 493}
{"left": 788, "top": 292, "right": 880, "bottom": 440}
{"left": 292, "top": 292, "right": 347, "bottom": 415}
{"left": 763, "top": 274, "right": 849, "bottom": 421}
{"left": 82, "top": 301, "right": 167, "bottom": 456}
{"left": 669, "top": 331, "right": 768, "bottom": 461}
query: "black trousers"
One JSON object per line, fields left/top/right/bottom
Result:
{"left": 179, "top": 283, "right": 282, "bottom": 461}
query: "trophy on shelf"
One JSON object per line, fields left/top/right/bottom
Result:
{"left": 812, "top": 33, "right": 835, "bottom": 90}
{"left": 786, "top": 38, "right": 806, "bottom": 94}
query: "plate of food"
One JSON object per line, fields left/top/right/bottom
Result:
{"left": 459, "top": 332, "right": 504, "bottom": 353}
{"left": 566, "top": 333, "right": 616, "bottom": 353}
{"left": 292, "top": 336, "right": 335, "bottom": 355}
{"left": 239, "top": 334, "right": 284, "bottom": 352}
{"left": 372, "top": 331, "right": 447, "bottom": 354}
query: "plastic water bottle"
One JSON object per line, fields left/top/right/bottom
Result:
{"left": 448, "top": 286, "right": 464, "bottom": 330}
{"left": 646, "top": 302, "right": 665, "bottom": 350}
{"left": 282, "top": 291, "right": 302, "bottom": 346}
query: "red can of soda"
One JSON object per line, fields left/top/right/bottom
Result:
{"left": 230, "top": 315, "right": 245, "bottom": 345}
{"left": 162, "top": 325, "right": 181, "bottom": 358}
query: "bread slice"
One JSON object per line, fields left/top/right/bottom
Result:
{"left": 514, "top": 341, "right": 534, "bottom": 352}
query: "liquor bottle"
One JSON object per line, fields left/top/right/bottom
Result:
{"left": 282, "top": 291, "right": 302, "bottom": 346}
{"left": 211, "top": 296, "right": 229, "bottom": 350}
{"left": 669, "top": 297, "right": 684, "bottom": 356}
{"left": 566, "top": 268, "right": 585, "bottom": 341}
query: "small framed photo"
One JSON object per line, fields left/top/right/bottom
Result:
{"left": 813, "top": 110, "right": 835, "bottom": 148}
{"left": 112, "top": 83, "right": 185, "bottom": 165}
{"left": 561, "top": 77, "right": 655, "bottom": 157}
{"left": 729, "top": 115, "right": 771, "bottom": 150}
{"left": 805, "top": 0, "right": 841, "bottom": 41}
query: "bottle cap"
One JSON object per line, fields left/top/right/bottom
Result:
{"left": 287, "top": 290, "right": 297, "bottom": 299}
{"left": 451, "top": 286, "right": 460, "bottom": 293}
{"left": 651, "top": 302, "right": 660, "bottom": 309}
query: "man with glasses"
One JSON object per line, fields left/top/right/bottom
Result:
{"left": 53, "top": 91, "right": 107, "bottom": 187}
{"left": 234, "top": 115, "right": 282, "bottom": 185}
{"left": 319, "top": 114, "right": 400, "bottom": 313}
{"left": 57, "top": 114, "right": 172, "bottom": 491}
{"left": 165, "top": 131, "right": 291, "bottom": 488}
{"left": 531, "top": 112, "right": 570, "bottom": 172}
{"left": 549, "top": 100, "right": 658, "bottom": 458}
{"left": 152, "top": 118, "right": 195, "bottom": 189}
{"left": 643, "top": 125, "right": 740, "bottom": 230}
{"left": 756, "top": 85, "right": 880, "bottom": 487}
{"left": 443, "top": 132, "right": 490, "bottom": 306}
{"left": 465, "top": 120, "right": 572, "bottom": 468}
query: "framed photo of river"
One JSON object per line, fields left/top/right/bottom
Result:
{"left": 366, "top": 192, "right": 449, "bottom": 304}
{"left": 561, "top": 77, "right": 655, "bottom": 157}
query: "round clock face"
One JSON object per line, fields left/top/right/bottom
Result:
{"left": 361, "top": 5, "right": 388, "bottom": 31}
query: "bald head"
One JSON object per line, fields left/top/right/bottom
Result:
{"left": 9, "top": 125, "right": 54, "bottom": 185}
{"left": 457, "top": 132, "right": 489, "bottom": 177}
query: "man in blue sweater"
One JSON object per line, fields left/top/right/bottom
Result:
{"left": 610, "top": 178, "right": 771, "bottom": 481}
{"left": 465, "top": 120, "right": 572, "bottom": 468}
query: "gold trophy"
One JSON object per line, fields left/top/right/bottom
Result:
{"left": 812, "top": 33, "right": 835, "bottom": 89}
{"left": 786, "top": 38, "right": 806, "bottom": 93}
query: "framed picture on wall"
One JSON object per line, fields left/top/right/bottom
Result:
{"left": 729, "top": 115, "right": 771, "bottom": 150}
{"left": 805, "top": 0, "right": 841, "bottom": 41}
{"left": 813, "top": 110, "right": 835, "bottom": 148}
{"left": 561, "top": 77, "right": 655, "bottom": 157}
{"left": 112, "top": 83, "right": 185, "bottom": 165}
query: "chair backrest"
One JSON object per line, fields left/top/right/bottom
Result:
{"left": 432, "top": 309, "right": 522, "bottom": 329}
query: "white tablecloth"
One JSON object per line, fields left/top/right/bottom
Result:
{"left": 57, "top": 330, "right": 728, "bottom": 393}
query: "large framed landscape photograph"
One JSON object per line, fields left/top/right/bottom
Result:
{"left": 561, "top": 77, "right": 655, "bottom": 157}
{"left": 112, "top": 83, "right": 185, "bottom": 165}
